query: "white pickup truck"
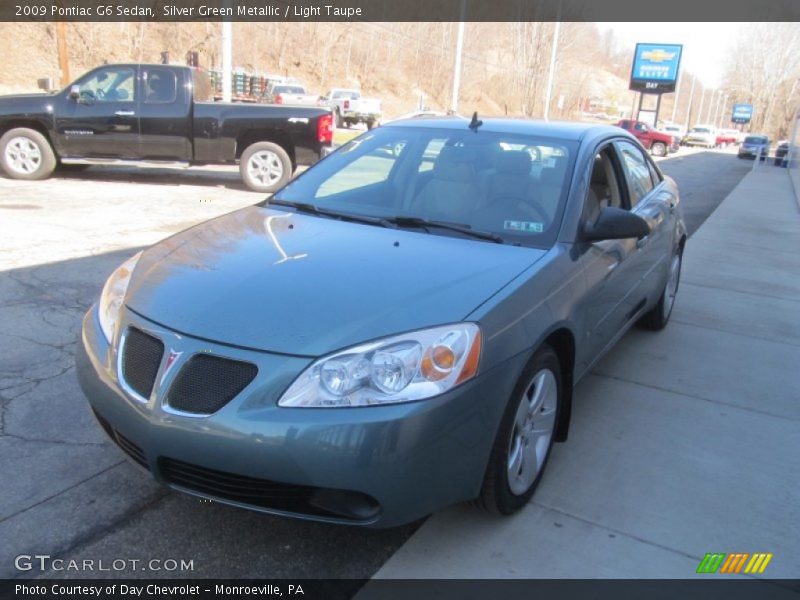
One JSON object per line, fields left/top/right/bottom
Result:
{"left": 325, "top": 88, "right": 382, "bottom": 129}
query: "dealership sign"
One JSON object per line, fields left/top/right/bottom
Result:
{"left": 732, "top": 103, "right": 754, "bottom": 124}
{"left": 629, "top": 43, "right": 683, "bottom": 93}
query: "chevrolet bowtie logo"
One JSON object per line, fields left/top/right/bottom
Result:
{"left": 642, "top": 49, "right": 676, "bottom": 63}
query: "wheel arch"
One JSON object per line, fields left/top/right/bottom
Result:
{"left": 235, "top": 129, "right": 295, "bottom": 168}
{"left": 538, "top": 326, "right": 576, "bottom": 443}
{"left": 0, "top": 120, "right": 56, "bottom": 153}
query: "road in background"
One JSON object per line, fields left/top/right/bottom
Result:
{"left": 0, "top": 148, "right": 753, "bottom": 579}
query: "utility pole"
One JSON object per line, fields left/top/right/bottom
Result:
{"left": 56, "top": 21, "right": 70, "bottom": 87}
{"left": 684, "top": 74, "right": 696, "bottom": 130}
{"left": 718, "top": 95, "right": 729, "bottom": 128}
{"left": 543, "top": 20, "right": 561, "bottom": 121}
{"left": 697, "top": 86, "right": 706, "bottom": 124}
{"left": 671, "top": 70, "right": 682, "bottom": 123}
{"left": 221, "top": 21, "right": 232, "bottom": 103}
{"left": 450, "top": 19, "right": 465, "bottom": 113}
{"left": 712, "top": 91, "right": 723, "bottom": 127}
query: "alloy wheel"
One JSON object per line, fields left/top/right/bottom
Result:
{"left": 507, "top": 368, "right": 558, "bottom": 496}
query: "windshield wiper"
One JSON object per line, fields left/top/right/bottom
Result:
{"left": 385, "top": 216, "right": 505, "bottom": 244}
{"left": 269, "top": 199, "right": 392, "bottom": 228}
{"left": 269, "top": 200, "right": 505, "bottom": 244}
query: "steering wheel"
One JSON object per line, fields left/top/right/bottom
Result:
{"left": 94, "top": 88, "right": 107, "bottom": 100}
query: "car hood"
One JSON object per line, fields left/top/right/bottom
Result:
{"left": 0, "top": 93, "right": 54, "bottom": 112}
{"left": 126, "top": 206, "right": 545, "bottom": 357}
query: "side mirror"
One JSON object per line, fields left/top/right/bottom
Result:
{"left": 68, "top": 85, "right": 80, "bottom": 101}
{"left": 583, "top": 206, "right": 650, "bottom": 242}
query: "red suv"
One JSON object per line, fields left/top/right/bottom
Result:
{"left": 616, "top": 120, "right": 680, "bottom": 157}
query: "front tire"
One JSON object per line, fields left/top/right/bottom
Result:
{"left": 239, "top": 141, "right": 292, "bottom": 193}
{"left": 0, "top": 128, "right": 56, "bottom": 180}
{"left": 476, "top": 345, "right": 561, "bottom": 515}
{"left": 334, "top": 109, "right": 343, "bottom": 129}
{"left": 640, "top": 245, "right": 682, "bottom": 330}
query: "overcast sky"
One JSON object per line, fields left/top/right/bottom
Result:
{"left": 596, "top": 22, "right": 743, "bottom": 89}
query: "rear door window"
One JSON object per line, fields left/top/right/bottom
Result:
{"left": 143, "top": 67, "right": 177, "bottom": 104}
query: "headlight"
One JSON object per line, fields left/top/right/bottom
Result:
{"left": 98, "top": 251, "right": 142, "bottom": 344}
{"left": 278, "top": 323, "right": 482, "bottom": 407}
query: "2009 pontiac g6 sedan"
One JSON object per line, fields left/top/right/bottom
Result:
{"left": 77, "top": 118, "right": 686, "bottom": 527}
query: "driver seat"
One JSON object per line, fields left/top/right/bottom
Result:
{"left": 487, "top": 150, "right": 533, "bottom": 203}
{"left": 410, "top": 146, "right": 484, "bottom": 219}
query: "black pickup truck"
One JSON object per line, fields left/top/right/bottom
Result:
{"left": 0, "top": 63, "right": 333, "bottom": 192}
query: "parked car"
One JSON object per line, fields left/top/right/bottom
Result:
{"left": 77, "top": 118, "right": 686, "bottom": 527}
{"left": 715, "top": 129, "right": 740, "bottom": 147}
{"left": 738, "top": 134, "right": 770, "bottom": 160}
{"left": 325, "top": 88, "right": 382, "bottom": 129}
{"left": 660, "top": 124, "right": 686, "bottom": 144}
{"left": 683, "top": 125, "right": 717, "bottom": 148}
{"left": 616, "top": 119, "right": 679, "bottom": 156}
{"left": 0, "top": 63, "right": 333, "bottom": 192}
{"left": 262, "top": 83, "right": 319, "bottom": 107}
{"left": 774, "top": 140, "right": 789, "bottom": 166}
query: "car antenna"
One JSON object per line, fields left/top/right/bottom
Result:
{"left": 468, "top": 111, "right": 483, "bottom": 131}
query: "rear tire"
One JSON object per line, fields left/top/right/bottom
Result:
{"left": 476, "top": 345, "right": 561, "bottom": 515}
{"left": 239, "top": 141, "right": 292, "bottom": 193}
{"left": 0, "top": 127, "right": 56, "bottom": 180}
{"left": 335, "top": 109, "right": 343, "bottom": 129}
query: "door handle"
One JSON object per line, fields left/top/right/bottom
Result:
{"left": 636, "top": 236, "right": 649, "bottom": 250}
{"left": 114, "top": 110, "right": 135, "bottom": 116}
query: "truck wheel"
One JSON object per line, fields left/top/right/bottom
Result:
{"left": 335, "top": 109, "right": 343, "bottom": 129}
{"left": 240, "top": 142, "right": 292, "bottom": 193}
{"left": 650, "top": 142, "right": 667, "bottom": 157}
{"left": 366, "top": 119, "right": 378, "bottom": 130}
{"left": 0, "top": 128, "right": 56, "bottom": 180}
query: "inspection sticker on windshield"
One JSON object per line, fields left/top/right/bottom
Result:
{"left": 504, "top": 220, "right": 543, "bottom": 233}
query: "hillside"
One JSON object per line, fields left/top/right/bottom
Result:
{"left": 0, "top": 22, "right": 635, "bottom": 121}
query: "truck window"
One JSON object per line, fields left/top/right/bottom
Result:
{"left": 77, "top": 66, "right": 135, "bottom": 103}
{"left": 144, "top": 68, "right": 177, "bottom": 104}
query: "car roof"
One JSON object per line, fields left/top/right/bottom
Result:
{"left": 383, "top": 117, "right": 622, "bottom": 142}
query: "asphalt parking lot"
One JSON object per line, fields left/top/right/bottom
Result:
{"left": 0, "top": 146, "right": 757, "bottom": 580}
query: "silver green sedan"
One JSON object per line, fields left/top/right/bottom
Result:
{"left": 77, "top": 118, "right": 686, "bottom": 527}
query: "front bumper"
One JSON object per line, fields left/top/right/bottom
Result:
{"left": 738, "top": 148, "right": 767, "bottom": 159}
{"left": 684, "top": 138, "right": 714, "bottom": 147}
{"left": 77, "top": 306, "right": 524, "bottom": 527}
{"left": 342, "top": 111, "right": 380, "bottom": 121}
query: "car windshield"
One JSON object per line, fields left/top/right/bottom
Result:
{"left": 272, "top": 125, "right": 577, "bottom": 248}
{"left": 744, "top": 136, "right": 768, "bottom": 144}
{"left": 691, "top": 127, "right": 711, "bottom": 133}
